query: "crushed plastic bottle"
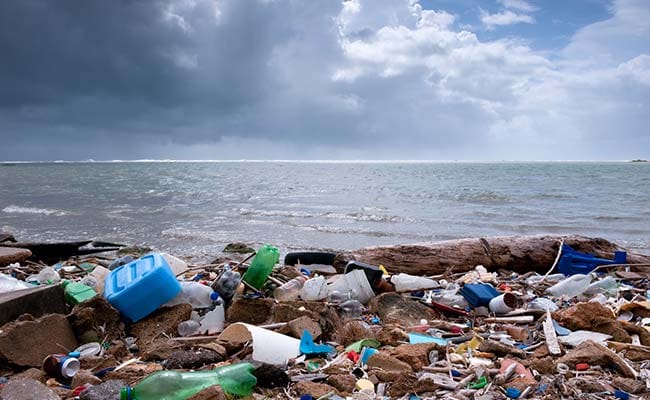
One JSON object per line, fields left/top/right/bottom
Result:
{"left": 545, "top": 274, "right": 592, "bottom": 298}
{"left": 584, "top": 275, "right": 618, "bottom": 296}
{"left": 165, "top": 282, "right": 217, "bottom": 309}
{"left": 0, "top": 273, "right": 32, "bottom": 293}
{"left": 108, "top": 255, "right": 134, "bottom": 271}
{"left": 212, "top": 267, "right": 241, "bottom": 306}
{"left": 327, "top": 289, "right": 358, "bottom": 303}
{"left": 120, "top": 362, "right": 257, "bottom": 399}
{"left": 36, "top": 267, "right": 61, "bottom": 284}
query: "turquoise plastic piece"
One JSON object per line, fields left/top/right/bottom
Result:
{"left": 299, "top": 330, "right": 335, "bottom": 356}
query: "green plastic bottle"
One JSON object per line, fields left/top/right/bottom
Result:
{"left": 61, "top": 280, "right": 97, "bottom": 305}
{"left": 242, "top": 244, "right": 280, "bottom": 290}
{"left": 120, "top": 363, "right": 257, "bottom": 400}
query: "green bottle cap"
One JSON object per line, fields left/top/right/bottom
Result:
{"left": 120, "top": 387, "right": 132, "bottom": 400}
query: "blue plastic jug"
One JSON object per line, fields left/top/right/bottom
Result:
{"left": 104, "top": 253, "right": 181, "bottom": 322}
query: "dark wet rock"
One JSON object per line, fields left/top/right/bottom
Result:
{"left": 368, "top": 292, "right": 438, "bottom": 325}
{"left": 163, "top": 349, "right": 225, "bottom": 369}
{"left": 253, "top": 364, "right": 290, "bottom": 388}
{"left": 223, "top": 243, "right": 255, "bottom": 254}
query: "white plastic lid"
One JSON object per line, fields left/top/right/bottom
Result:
{"left": 74, "top": 342, "right": 102, "bottom": 358}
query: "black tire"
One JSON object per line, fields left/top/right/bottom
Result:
{"left": 284, "top": 251, "right": 337, "bottom": 266}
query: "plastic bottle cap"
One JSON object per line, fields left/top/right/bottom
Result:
{"left": 210, "top": 291, "right": 220, "bottom": 301}
{"left": 61, "top": 357, "right": 80, "bottom": 378}
{"left": 506, "top": 387, "right": 522, "bottom": 399}
{"left": 120, "top": 387, "right": 133, "bottom": 400}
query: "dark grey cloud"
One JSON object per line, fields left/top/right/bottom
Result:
{"left": 0, "top": 0, "right": 648, "bottom": 160}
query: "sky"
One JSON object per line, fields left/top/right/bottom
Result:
{"left": 0, "top": 0, "right": 648, "bottom": 161}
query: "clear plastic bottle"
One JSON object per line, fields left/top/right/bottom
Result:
{"left": 273, "top": 275, "right": 308, "bottom": 301}
{"left": 120, "top": 363, "right": 257, "bottom": 399}
{"left": 177, "top": 320, "right": 201, "bottom": 337}
{"left": 242, "top": 245, "right": 279, "bottom": 290}
{"left": 546, "top": 274, "right": 592, "bottom": 298}
{"left": 338, "top": 299, "right": 363, "bottom": 318}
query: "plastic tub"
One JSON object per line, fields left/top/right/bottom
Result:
{"left": 104, "top": 253, "right": 181, "bottom": 322}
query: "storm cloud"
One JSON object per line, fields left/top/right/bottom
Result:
{"left": 0, "top": 0, "right": 648, "bottom": 160}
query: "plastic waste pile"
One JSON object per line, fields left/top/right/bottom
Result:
{"left": 0, "top": 239, "right": 649, "bottom": 400}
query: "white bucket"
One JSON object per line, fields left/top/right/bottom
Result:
{"left": 327, "top": 269, "right": 375, "bottom": 304}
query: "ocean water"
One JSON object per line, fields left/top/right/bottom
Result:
{"left": 1, "top": 161, "right": 649, "bottom": 259}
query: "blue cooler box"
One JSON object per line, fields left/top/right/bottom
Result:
{"left": 104, "top": 253, "right": 181, "bottom": 322}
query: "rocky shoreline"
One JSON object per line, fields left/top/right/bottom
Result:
{"left": 0, "top": 233, "right": 649, "bottom": 399}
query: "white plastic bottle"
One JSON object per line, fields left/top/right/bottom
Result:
{"left": 166, "top": 282, "right": 217, "bottom": 309}
{"left": 199, "top": 301, "right": 225, "bottom": 334}
{"left": 546, "top": 274, "right": 592, "bottom": 298}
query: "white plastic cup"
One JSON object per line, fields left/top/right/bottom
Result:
{"left": 488, "top": 293, "right": 518, "bottom": 315}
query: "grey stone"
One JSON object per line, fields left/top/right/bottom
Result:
{"left": 80, "top": 380, "right": 126, "bottom": 400}
{"left": 0, "top": 284, "right": 67, "bottom": 327}
{"left": 0, "top": 379, "right": 60, "bottom": 400}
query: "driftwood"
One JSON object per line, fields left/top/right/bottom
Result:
{"left": 1, "top": 240, "right": 120, "bottom": 264}
{"left": 334, "top": 235, "right": 650, "bottom": 275}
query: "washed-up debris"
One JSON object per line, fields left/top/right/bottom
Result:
{"left": 0, "top": 234, "right": 647, "bottom": 399}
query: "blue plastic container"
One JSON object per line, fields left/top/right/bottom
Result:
{"left": 557, "top": 244, "right": 626, "bottom": 276}
{"left": 104, "top": 253, "right": 181, "bottom": 322}
{"left": 460, "top": 283, "right": 499, "bottom": 307}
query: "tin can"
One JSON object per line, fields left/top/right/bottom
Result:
{"left": 42, "top": 354, "right": 80, "bottom": 379}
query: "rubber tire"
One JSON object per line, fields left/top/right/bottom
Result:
{"left": 284, "top": 251, "right": 337, "bottom": 266}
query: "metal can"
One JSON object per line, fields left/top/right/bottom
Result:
{"left": 42, "top": 354, "right": 80, "bottom": 379}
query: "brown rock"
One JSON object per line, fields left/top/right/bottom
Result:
{"left": 479, "top": 340, "right": 528, "bottom": 358}
{"left": 271, "top": 301, "right": 323, "bottom": 322}
{"left": 187, "top": 385, "right": 227, "bottom": 400}
{"left": 0, "top": 314, "right": 77, "bottom": 367}
{"left": 279, "top": 316, "right": 322, "bottom": 340}
{"left": 105, "top": 340, "right": 130, "bottom": 359}
{"left": 557, "top": 340, "right": 637, "bottom": 378}
{"left": 612, "top": 376, "right": 647, "bottom": 394}
{"left": 524, "top": 356, "right": 555, "bottom": 374}
{"left": 0, "top": 246, "right": 32, "bottom": 267}
{"left": 130, "top": 304, "right": 192, "bottom": 345}
{"left": 80, "top": 355, "right": 119, "bottom": 372}
{"left": 327, "top": 374, "right": 356, "bottom": 394}
{"left": 0, "top": 379, "right": 60, "bottom": 400}
{"left": 71, "top": 370, "right": 102, "bottom": 388}
{"left": 12, "top": 368, "right": 46, "bottom": 383}
{"left": 163, "top": 349, "right": 225, "bottom": 369}
{"left": 293, "top": 381, "right": 339, "bottom": 398}
{"left": 366, "top": 352, "right": 412, "bottom": 372}
{"left": 391, "top": 343, "right": 443, "bottom": 371}
{"left": 333, "top": 320, "right": 376, "bottom": 347}
{"left": 140, "top": 339, "right": 184, "bottom": 361}
{"left": 620, "top": 321, "right": 650, "bottom": 346}
{"left": 69, "top": 297, "right": 124, "bottom": 343}
{"left": 387, "top": 373, "right": 438, "bottom": 397}
{"left": 368, "top": 293, "right": 438, "bottom": 325}
{"left": 552, "top": 302, "right": 632, "bottom": 343}
{"left": 195, "top": 342, "right": 228, "bottom": 360}
{"left": 377, "top": 324, "right": 409, "bottom": 346}
{"left": 227, "top": 298, "right": 274, "bottom": 324}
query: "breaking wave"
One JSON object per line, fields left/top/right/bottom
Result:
{"left": 2, "top": 205, "right": 67, "bottom": 216}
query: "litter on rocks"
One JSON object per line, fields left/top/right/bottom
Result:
{"left": 0, "top": 233, "right": 650, "bottom": 399}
